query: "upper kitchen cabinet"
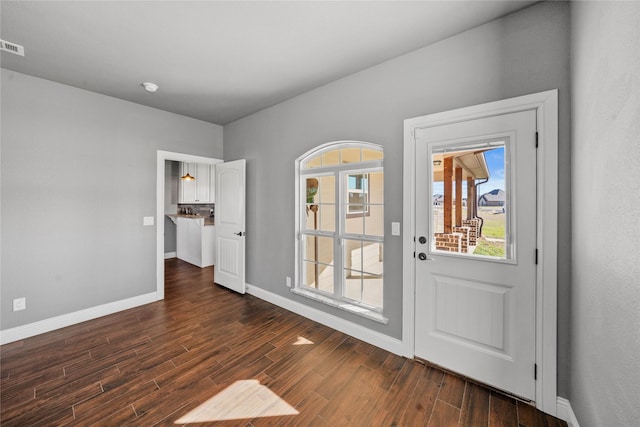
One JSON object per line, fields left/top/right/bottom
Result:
{"left": 179, "top": 162, "right": 216, "bottom": 204}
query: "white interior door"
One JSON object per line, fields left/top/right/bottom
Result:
{"left": 215, "top": 159, "right": 246, "bottom": 294}
{"left": 414, "top": 110, "right": 537, "bottom": 400}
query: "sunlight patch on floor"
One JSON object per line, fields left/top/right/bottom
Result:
{"left": 293, "top": 336, "right": 314, "bottom": 345}
{"left": 174, "top": 379, "right": 298, "bottom": 423}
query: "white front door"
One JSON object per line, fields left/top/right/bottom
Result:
{"left": 215, "top": 159, "right": 246, "bottom": 294}
{"left": 414, "top": 110, "right": 537, "bottom": 400}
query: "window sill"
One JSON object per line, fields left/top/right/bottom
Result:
{"left": 290, "top": 288, "right": 388, "bottom": 324}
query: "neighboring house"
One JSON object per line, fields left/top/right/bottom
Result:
{"left": 433, "top": 195, "right": 467, "bottom": 207}
{"left": 478, "top": 189, "right": 506, "bottom": 206}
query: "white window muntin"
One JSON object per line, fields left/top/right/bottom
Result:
{"left": 296, "top": 144, "right": 383, "bottom": 311}
{"left": 340, "top": 166, "right": 383, "bottom": 242}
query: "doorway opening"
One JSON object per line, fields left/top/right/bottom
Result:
{"left": 156, "top": 151, "right": 223, "bottom": 300}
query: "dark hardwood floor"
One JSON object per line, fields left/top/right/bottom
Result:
{"left": 1, "top": 259, "right": 567, "bottom": 426}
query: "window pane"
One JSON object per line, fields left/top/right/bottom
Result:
{"left": 368, "top": 171, "right": 384, "bottom": 203}
{"left": 364, "top": 205, "right": 384, "bottom": 236}
{"left": 305, "top": 177, "right": 320, "bottom": 205}
{"left": 343, "top": 269, "right": 384, "bottom": 308}
{"left": 431, "top": 143, "right": 509, "bottom": 259}
{"left": 341, "top": 147, "right": 361, "bottom": 164}
{"left": 345, "top": 241, "right": 383, "bottom": 275}
{"left": 304, "top": 207, "right": 316, "bottom": 230}
{"left": 345, "top": 210, "right": 364, "bottom": 235}
{"left": 345, "top": 173, "right": 369, "bottom": 235}
{"left": 362, "top": 242, "right": 383, "bottom": 275}
{"left": 344, "top": 270, "right": 362, "bottom": 302}
{"left": 344, "top": 239, "right": 363, "bottom": 270}
{"left": 343, "top": 269, "right": 383, "bottom": 309}
{"left": 322, "top": 149, "right": 340, "bottom": 166}
{"left": 303, "top": 154, "right": 322, "bottom": 169}
{"left": 304, "top": 262, "right": 334, "bottom": 294}
{"left": 352, "top": 174, "right": 366, "bottom": 189}
{"left": 362, "top": 275, "right": 383, "bottom": 308}
{"left": 362, "top": 148, "right": 383, "bottom": 161}
{"left": 305, "top": 175, "right": 335, "bottom": 232}
{"left": 303, "top": 235, "right": 334, "bottom": 266}
{"left": 304, "top": 261, "right": 316, "bottom": 287}
{"left": 348, "top": 190, "right": 367, "bottom": 208}
{"left": 317, "top": 266, "right": 334, "bottom": 294}
{"left": 304, "top": 235, "right": 317, "bottom": 262}
{"left": 318, "top": 175, "right": 335, "bottom": 203}
{"left": 319, "top": 204, "right": 335, "bottom": 232}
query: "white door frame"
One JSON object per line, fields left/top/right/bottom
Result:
{"left": 156, "top": 150, "right": 223, "bottom": 300}
{"left": 402, "top": 90, "right": 558, "bottom": 415}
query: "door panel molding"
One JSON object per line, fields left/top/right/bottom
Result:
{"left": 431, "top": 274, "right": 512, "bottom": 355}
{"left": 402, "top": 90, "right": 558, "bottom": 415}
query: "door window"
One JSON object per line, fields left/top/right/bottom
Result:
{"left": 430, "top": 140, "right": 512, "bottom": 260}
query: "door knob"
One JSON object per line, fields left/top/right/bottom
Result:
{"left": 418, "top": 252, "right": 427, "bottom": 261}
{"left": 234, "top": 231, "right": 245, "bottom": 236}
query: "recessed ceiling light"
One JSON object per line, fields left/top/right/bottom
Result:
{"left": 142, "top": 82, "right": 159, "bottom": 93}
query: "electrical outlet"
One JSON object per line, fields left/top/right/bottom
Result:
{"left": 286, "top": 276, "right": 291, "bottom": 288}
{"left": 143, "top": 216, "right": 154, "bottom": 226}
{"left": 13, "top": 297, "right": 26, "bottom": 311}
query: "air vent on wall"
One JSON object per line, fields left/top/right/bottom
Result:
{"left": 0, "top": 39, "right": 25, "bottom": 56}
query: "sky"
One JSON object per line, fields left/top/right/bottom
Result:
{"left": 432, "top": 147, "right": 505, "bottom": 198}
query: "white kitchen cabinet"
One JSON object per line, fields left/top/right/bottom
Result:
{"left": 176, "top": 216, "right": 215, "bottom": 267}
{"left": 179, "top": 163, "right": 216, "bottom": 204}
{"left": 208, "top": 165, "right": 216, "bottom": 203}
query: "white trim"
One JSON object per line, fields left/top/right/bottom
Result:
{"left": 557, "top": 397, "right": 580, "bottom": 427}
{"left": 164, "top": 251, "right": 176, "bottom": 259}
{"left": 402, "top": 90, "right": 559, "bottom": 414}
{"left": 156, "top": 150, "right": 223, "bottom": 301}
{"left": 290, "top": 288, "right": 388, "bottom": 324}
{"left": 246, "top": 283, "right": 405, "bottom": 356}
{"left": 0, "top": 292, "right": 156, "bottom": 345}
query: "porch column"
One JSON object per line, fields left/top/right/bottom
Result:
{"left": 467, "top": 177, "right": 474, "bottom": 219}
{"left": 444, "top": 157, "right": 453, "bottom": 233}
{"left": 455, "top": 166, "right": 463, "bottom": 226}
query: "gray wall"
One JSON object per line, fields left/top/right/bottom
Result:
{"left": 224, "top": 2, "right": 572, "bottom": 395}
{"left": 570, "top": 2, "right": 640, "bottom": 426}
{"left": 1, "top": 69, "right": 223, "bottom": 329}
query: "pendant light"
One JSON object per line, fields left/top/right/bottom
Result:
{"left": 181, "top": 172, "right": 195, "bottom": 181}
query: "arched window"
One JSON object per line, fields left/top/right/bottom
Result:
{"left": 293, "top": 141, "right": 385, "bottom": 320}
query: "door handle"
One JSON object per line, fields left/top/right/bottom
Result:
{"left": 418, "top": 252, "right": 433, "bottom": 261}
{"left": 234, "top": 231, "right": 245, "bottom": 237}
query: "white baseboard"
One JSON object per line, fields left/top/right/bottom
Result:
{"left": 164, "top": 252, "right": 177, "bottom": 259}
{"left": 0, "top": 292, "right": 158, "bottom": 345}
{"left": 245, "top": 283, "right": 405, "bottom": 356}
{"left": 557, "top": 397, "right": 580, "bottom": 427}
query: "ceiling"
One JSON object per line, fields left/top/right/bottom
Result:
{"left": 0, "top": 1, "right": 537, "bottom": 125}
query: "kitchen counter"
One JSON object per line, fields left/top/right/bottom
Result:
{"left": 174, "top": 215, "right": 216, "bottom": 268}
{"left": 166, "top": 214, "right": 215, "bottom": 226}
